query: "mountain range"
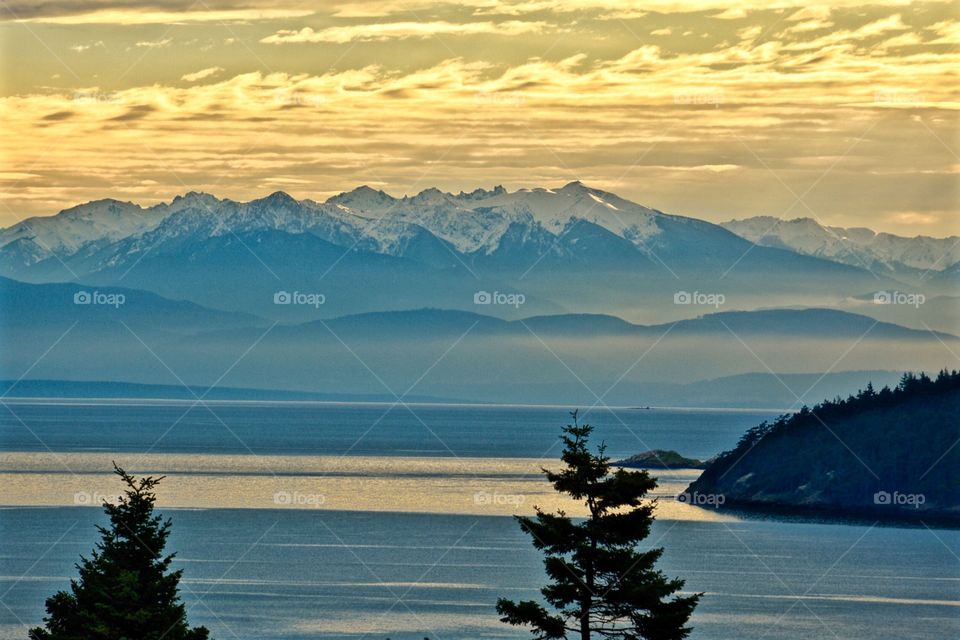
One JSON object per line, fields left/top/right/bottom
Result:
{"left": 3, "top": 183, "right": 955, "bottom": 328}
{"left": 720, "top": 216, "right": 959, "bottom": 283}
{"left": 1, "top": 184, "right": 956, "bottom": 405}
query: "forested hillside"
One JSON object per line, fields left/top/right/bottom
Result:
{"left": 688, "top": 371, "right": 960, "bottom": 521}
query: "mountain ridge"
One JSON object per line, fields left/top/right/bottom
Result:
{"left": 5, "top": 186, "right": 955, "bottom": 265}
{"left": 2, "top": 185, "right": 953, "bottom": 327}
{"left": 720, "top": 215, "right": 960, "bottom": 278}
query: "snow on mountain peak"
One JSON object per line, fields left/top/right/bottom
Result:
{"left": 260, "top": 191, "right": 298, "bottom": 206}
{"left": 0, "top": 198, "right": 153, "bottom": 260}
{"left": 326, "top": 185, "right": 397, "bottom": 214}
{"left": 6, "top": 184, "right": 956, "bottom": 278}
{"left": 169, "top": 191, "right": 221, "bottom": 209}
{"left": 1, "top": 183, "right": 674, "bottom": 265}
{"left": 323, "top": 181, "right": 662, "bottom": 254}
{"left": 406, "top": 187, "right": 458, "bottom": 207}
{"left": 450, "top": 181, "right": 660, "bottom": 247}
{"left": 721, "top": 216, "right": 960, "bottom": 272}
{"left": 457, "top": 185, "right": 507, "bottom": 200}
{"left": 559, "top": 180, "right": 588, "bottom": 192}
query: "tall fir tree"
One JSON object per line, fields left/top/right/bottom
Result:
{"left": 29, "top": 464, "right": 209, "bottom": 640}
{"left": 497, "top": 412, "right": 700, "bottom": 640}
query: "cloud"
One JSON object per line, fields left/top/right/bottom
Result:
{"left": 329, "top": 0, "right": 941, "bottom": 19}
{"left": 108, "top": 104, "right": 157, "bottom": 121}
{"left": 784, "top": 19, "right": 834, "bottom": 34}
{"left": 3, "top": 0, "right": 939, "bottom": 25}
{"left": 135, "top": 38, "right": 172, "bottom": 48}
{"left": 712, "top": 8, "right": 747, "bottom": 19}
{"left": 41, "top": 111, "right": 75, "bottom": 121}
{"left": 928, "top": 20, "right": 960, "bottom": 44}
{"left": 889, "top": 212, "right": 941, "bottom": 226}
{"left": 780, "top": 13, "right": 912, "bottom": 51}
{"left": 182, "top": 66, "right": 225, "bottom": 82}
{"left": 0, "top": 172, "right": 43, "bottom": 180}
{"left": 70, "top": 40, "right": 105, "bottom": 52}
{"left": 3, "top": 3, "right": 958, "bottom": 236}
{"left": 261, "top": 20, "right": 549, "bottom": 44}
{"left": 787, "top": 6, "right": 832, "bottom": 21}
{"left": 8, "top": 6, "right": 315, "bottom": 25}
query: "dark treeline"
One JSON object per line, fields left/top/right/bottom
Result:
{"left": 690, "top": 370, "right": 960, "bottom": 520}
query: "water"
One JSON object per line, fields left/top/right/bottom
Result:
{"left": 0, "top": 400, "right": 774, "bottom": 460}
{"left": 3, "top": 508, "right": 958, "bottom": 640}
{"left": 1, "top": 402, "right": 957, "bottom": 639}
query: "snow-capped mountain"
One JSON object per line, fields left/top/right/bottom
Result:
{"left": 1, "top": 183, "right": 948, "bottom": 323}
{"left": 325, "top": 182, "right": 662, "bottom": 255}
{"left": 0, "top": 199, "right": 152, "bottom": 262}
{"left": 721, "top": 216, "right": 959, "bottom": 277}
{"left": 13, "top": 184, "right": 954, "bottom": 275}
{"left": 1, "top": 182, "right": 662, "bottom": 266}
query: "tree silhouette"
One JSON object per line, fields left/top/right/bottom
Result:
{"left": 29, "top": 464, "right": 209, "bottom": 640}
{"left": 497, "top": 411, "right": 699, "bottom": 640}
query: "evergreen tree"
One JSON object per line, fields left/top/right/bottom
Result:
{"left": 497, "top": 411, "right": 700, "bottom": 640}
{"left": 29, "top": 464, "right": 209, "bottom": 640}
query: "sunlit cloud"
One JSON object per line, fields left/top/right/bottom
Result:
{"left": 261, "top": 20, "right": 550, "bottom": 44}
{"left": 181, "top": 66, "right": 225, "bottom": 82}
{"left": 928, "top": 19, "right": 960, "bottom": 44}
{"left": 889, "top": 212, "right": 943, "bottom": 226}
{"left": 9, "top": 8, "right": 316, "bottom": 25}
{"left": 1, "top": 0, "right": 957, "bottom": 236}
{"left": 69, "top": 40, "right": 105, "bottom": 52}
{"left": 135, "top": 38, "right": 172, "bottom": 48}
{"left": 328, "top": 0, "right": 936, "bottom": 19}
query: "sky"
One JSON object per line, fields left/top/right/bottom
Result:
{"left": 0, "top": 0, "right": 958, "bottom": 236}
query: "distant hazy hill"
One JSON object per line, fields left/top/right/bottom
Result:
{"left": 687, "top": 371, "right": 960, "bottom": 522}
{"left": 0, "top": 276, "right": 265, "bottom": 336}
{"left": 0, "top": 379, "right": 458, "bottom": 404}
{"left": 1, "top": 277, "right": 953, "bottom": 405}
{"left": 0, "top": 371, "right": 907, "bottom": 410}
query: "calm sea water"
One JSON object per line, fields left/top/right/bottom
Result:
{"left": 0, "top": 400, "right": 776, "bottom": 460}
{"left": 1, "top": 402, "right": 957, "bottom": 639}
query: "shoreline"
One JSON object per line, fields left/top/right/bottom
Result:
{"left": 0, "top": 395, "right": 789, "bottom": 413}
{"left": 709, "top": 500, "right": 960, "bottom": 529}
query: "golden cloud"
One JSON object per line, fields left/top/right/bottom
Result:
{"left": 2, "top": 1, "right": 958, "bottom": 235}
{"left": 181, "top": 67, "right": 225, "bottom": 82}
{"left": 260, "top": 20, "right": 549, "bottom": 44}
{"left": 11, "top": 8, "right": 316, "bottom": 25}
